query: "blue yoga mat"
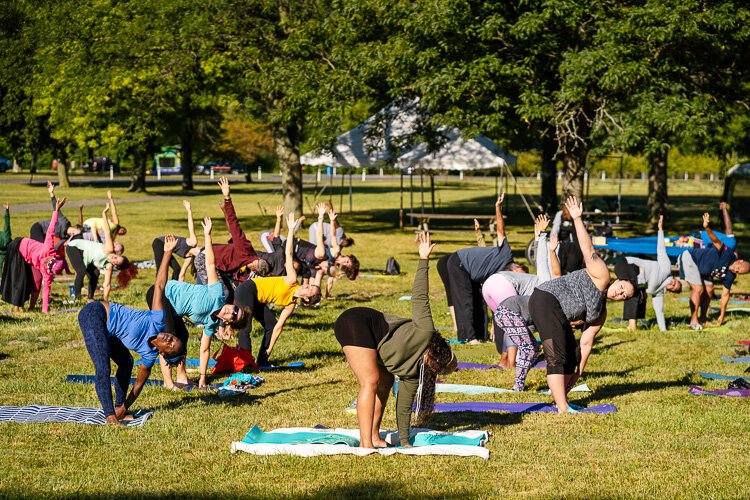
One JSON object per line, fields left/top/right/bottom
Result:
{"left": 699, "top": 372, "right": 750, "bottom": 382}
{"left": 259, "top": 362, "right": 305, "bottom": 371}
{"left": 133, "top": 358, "right": 217, "bottom": 368}
{"left": 0, "top": 405, "right": 153, "bottom": 427}
{"left": 723, "top": 355, "right": 750, "bottom": 363}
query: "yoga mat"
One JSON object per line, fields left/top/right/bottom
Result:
{"left": 259, "top": 362, "right": 305, "bottom": 371}
{"left": 536, "top": 384, "right": 591, "bottom": 395}
{"left": 698, "top": 372, "right": 750, "bottom": 382}
{"left": 433, "top": 402, "right": 617, "bottom": 414}
{"left": 739, "top": 340, "right": 750, "bottom": 346}
{"left": 456, "top": 360, "right": 546, "bottom": 371}
{"left": 133, "top": 358, "right": 217, "bottom": 368}
{"left": 231, "top": 426, "right": 490, "bottom": 458}
{"left": 448, "top": 339, "right": 467, "bottom": 345}
{"left": 0, "top": 405, "right": 153, "bottom": 426}
{"left": 688, "top": 385, "right": 750, "bottom": 398}
{"left": 722, "top": 355, "right": 750, "bottom": 363}
{"left": 436, "top": 384, "right": 514, "bottom": 395}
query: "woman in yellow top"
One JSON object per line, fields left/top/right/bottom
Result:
{"left": 82, "top": 190, "right": 127, "bottom": 242}
{"left": 231, "top": 212, "right": 321, "bottom": 367}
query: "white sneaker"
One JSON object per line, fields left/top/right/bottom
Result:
{"left": 690, "top": 323, "right": 703, "bottom": 331}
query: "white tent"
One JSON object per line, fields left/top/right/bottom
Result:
{"left": 300, "top": 100, "right": 423, "bottom": 168}
{"left": 395, "top": 127, "right": 516, "bottom": 171}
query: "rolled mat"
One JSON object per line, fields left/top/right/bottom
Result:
{"left": 433, "top": 402, "right": 617, "bottom": 414}
{"left": 699, "top": 372, "right": 750, "bottom": 382}
{"left": 722, "top": 355, "right": 750, "bottom": 363}
{"left": 0, "top": 405, "right": 153, "bottom": 426}
{"left": 688, "top": 385, "right": 750, "bottom": 398}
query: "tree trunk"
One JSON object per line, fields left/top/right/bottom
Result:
{"left": 540, "top": 135, "right": 558, "bottom": 213}
{"left": 57, "top": 158, "right": 70, "bottom": 188}
{"left": 181, "top": 124, "right": 194, "bottom": 191}
{"left": 647, "top": 149, "right": 668, "bottom": 231}
{"left": 129, "top": 149, "right": 147, "bottom": 192}
{"left": 561, "top": 142, "right": 588, "bottom": 201}
{"left": 273, "top": 122, "right": 302, "bottom": 216}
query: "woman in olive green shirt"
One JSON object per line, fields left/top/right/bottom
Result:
{"left": 334, "top": 233, "right": 456, "bottom": 448}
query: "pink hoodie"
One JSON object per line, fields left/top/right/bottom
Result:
{"left": 19, "top": 211, "right": 62, "bottom": 313}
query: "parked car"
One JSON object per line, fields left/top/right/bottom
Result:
{"left": 196, "top": 161, "right": 246, "bottom": 175}
{"left": 82, "top": 157, "right": 119, "bottom": 173}
{"left": 0, "top": 157, "right": 10, "bottom": 173}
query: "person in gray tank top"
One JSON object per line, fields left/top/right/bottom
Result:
{"left": 529, "top": 196, "right": 635, "bottom": 413}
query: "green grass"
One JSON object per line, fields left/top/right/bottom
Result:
{"left": 1, "top": 176, "right": 749, "bottom": 498}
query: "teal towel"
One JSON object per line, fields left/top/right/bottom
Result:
{"left": 241, "top": 426, "right": 360, "bottom": 447}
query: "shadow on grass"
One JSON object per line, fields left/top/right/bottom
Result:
{"left": 578, "top": 376, "right": 692, "bottom": 405}
{"left": 0, "top": 353, "right": 8, "bottom": 361}
{"left": 0, "top": 315, "right": 33, "bottom": 324}
{"left": 584, "top": 366, "right": 642, "bottom": 379}
{"left": 427, "top": 410, "right": 524, "bottom": 431}
{"left": 312, "top": 480, "right": 479, "bottom": 498}
{"left": 591, "top": 339, "right": 635, "bottom": 355}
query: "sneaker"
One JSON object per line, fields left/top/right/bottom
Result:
{"left": 564, "top": 406, "right": 579, "bottom": 414}
{"left": 567, "top": 402, "right": 585, "bottom": 411}
{"left": 690, "top": 323, "right": 703, "bottom": 331}
{"left": 468, "top": 339, "right": 481, "bottom": 345}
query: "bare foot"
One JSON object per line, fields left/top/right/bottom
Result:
{"left": 121, "top": 414, "right": 134, "bottom": 421}
{"left": 372, "top": 437, "right": 389, "bottom": 448}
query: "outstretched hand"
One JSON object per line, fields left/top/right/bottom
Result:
{"left": 702, "top": 212, "right": 710, "bottom": 229}
{"left": 102, "top": 203, "right": 110, "bottom": 216}
{"left": 534, "top": 214, "right": 550, "bottom": 239}
{"left": 55, "top": 197, "right": 66, "bottom": 211}
{"left": 163, "top": 234, "right": 177, "bottom": 253}
{"left": 564, "top": 196, "right": 583, "bottom": 219}
{"left": 658, "top": 214, "right": 663, "bottom": 232}
{"left": 473, "top": 218, "right": 481, "bottom": 231}
{"left": 286, "top": 211, "right": 298, "bottom": 230}
{"left": 328, "top": 207, "right": 338, "bottom": 222}
{"left": 719, "top": 201, "right": 728, "bottom": 212}
{"left": 495, "top": 193, "right": 505, "bottom": 206}
{"left": 47, "top": 181, "right": 55, "bottom": 197}
{"left": 315, "top": 202, "right": 327, "bottom": 218}
{"left": 417, "top": 232, "right": 436, "bottom": 259}
{"left": 182, "top": 200, "right": 191, "bottom": 211}
{"left": 218, "top": 177, "right": 230, "bottom": 198}
{"left": 202, "top": 217, "right": 213, "bottom": 235}
{"left": 275, "top": 205, "right": 284, "bottom": 218}
{"left": 2, "top": 203, "right": 8, "bottom": 211}
{"left": 107, "top": 190, "right": 113, "bottom": 200}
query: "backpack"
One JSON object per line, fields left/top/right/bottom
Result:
{"left": 385, "top": 257, "right": 400, "bottom": 275}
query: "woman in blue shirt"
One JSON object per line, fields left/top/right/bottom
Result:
{"left": 147, "top": 218, "right": 246, "bottom": 389}
{"left": 77, "top": 235, "right": 184, "bottom": 425}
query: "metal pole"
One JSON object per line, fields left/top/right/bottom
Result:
{"left": 420, "top": 171, "right": 425, "bottom": 215}
{"left": 349, "top": 169, "right": 353, "bottom": 213}
{"left": 339, "top": 167, "right": 345, "bottom": 213}
{"left": 617, "top": 156, "right": 623, "bottom": 224}
{"left": 430, "top": 173, "right": 435, "bottom": 211}
{"left": 410, "top": 172, "right": 414, "bottom": 226}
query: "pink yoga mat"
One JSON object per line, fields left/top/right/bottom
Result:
{"left": 688, "top": 385, "right": 750, "bottom": 398}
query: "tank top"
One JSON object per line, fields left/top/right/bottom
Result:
{"left": 252, "top": 277, "right": 299, "bottom": 308}
{"left": 537, "top": 269, "right": 605, "bottom": 323}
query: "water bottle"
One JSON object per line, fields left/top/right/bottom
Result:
{"left": 69, "top": 284, "right": 75, "bottom": 298}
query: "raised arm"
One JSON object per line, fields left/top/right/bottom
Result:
{"left": 151, "top": 235, "right": 176, "bottom": 311}
{"left": 548, "top": 233, "right": 562, "bottom": 279}
{"left": 566, "top": 196, "right": 609, "bottom": 288}
{"left": 412, "top": 232, "right": 436, "bottom": 332}
{"left": 474, "top": 219, "right": 486, "bottom": 247}
{"left": 183, "top": 200, "right": 197, "bottom": 248}
{"left": 283, "top": 212, "right": 299, "bottom": 284}
{"left": 106, "top": 190, "right": 120, "bottom": 226}
{"left": 2, "top": 204, "right": 9, "bottom": 241}
{"left": 118, "top": 364, "right": 152, "bottom": 420}
{"left": 202, "top": 218, "right": 219, "bottom": 285}
{"left": 655, "top": 215, "right": 671, "bottom": 286}
{"left": 218, "top": 177, "right": 253, "bottom": 249}
{"left": 273, "top": 205, "right": 283, "bottom": 239}
{"left": 101, "top": 205, "right": 114, "bottom": 254}
{"left": 702, "top": 212, "right": 723, "bottom": 251}
{"left": 47, "top": 181, "right": 56, "bottom": 210}
{"left": 313, "top": 203, "right": 327, "bottom": 260}
{"left": 102, "top": 266, "right": 113, "bottom": 301}
{"left": 495, "top": 193, "right": 506, "bottom": 242}
{"left": 720, "top": 201, "right": 733, "bottom": 236}
{"left": 328, "top": 207, "right": 341, "bottom": 258}
{"left": 44, "top": 198, "right": 64, "bottom": 254}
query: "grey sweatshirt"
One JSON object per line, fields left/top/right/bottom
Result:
{"left": 625, "top": 230, "right": 673, "bottom": 331}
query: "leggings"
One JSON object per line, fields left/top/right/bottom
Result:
{"left": 528, "top": 289, "right": 578, "bottom": 376}
{"left": 78, "top": 301, "right": 133, "bottom": 417}
{"left": 66, "top": 246, "right": 99, "bottom": 299}
{"left": 483, "top": 274, "right": 518, "bottom": 352}
{"left": 234, "top": 280, "right": 277, "bottom": 366}
{"left": 494, "top": 304, "right": 539, "bottom": 391}
{"left": 152, "top": 238, "right": 182, "bottom": 281}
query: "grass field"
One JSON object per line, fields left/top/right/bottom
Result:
{"left": 1, "top": 175, "right": 749, "bottom": 498}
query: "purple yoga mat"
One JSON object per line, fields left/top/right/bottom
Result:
{"left": 456, "top": 360, "right": 547, "bottom": 371}
{"left": 688, "top": 385, "right": 750, "bottom": 398}
{"left": 434, "top": 402, "right": 617, "bottom": 414}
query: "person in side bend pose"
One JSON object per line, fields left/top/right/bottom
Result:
{"left": 529, "top": 196, "right": 635, "bottom": 412}
{"left": 152, "top": 200, "right": 199, "bottom": 281}
{"left": 551, "top": 203, "right": 584, "bottom": 274}
{"left": 0, "top": 203, "right": 11, "bottom": 275}
{"left": 150, "top": 218, "right": 246, "bottom": 390}
{"left": 77, "top": 235, "right": 183, "bottom": 425}
{"left": 82, "top": 190, "right": 127, "bottom": 242}
{"left": 29, "top": 182, "right": 81, "bottom": 263}
{"left": 308, "top": 201, "right": 355, "bottom": 251}
{"left": 66, "top": 205, "right": 136, "bottom": 301}
{"left": 483, "top": 214, "right": 558, "bottom": 368}
{"left": 1, "top": 198, "right": 68, "bottom": 313}
{"left": 334, "top": 233, "right": 456, "bottom": 448}
{"left": 678, "top": 212, "right": 749, "bottom": 329}
{"left": 615, "top": 215, "right": 682, "bottom": 332}
{"left": 436, "top": 193, "right": 522, "bottom": 344}
{"left": 233, "top": 211, "right": 322, "bottom": 367}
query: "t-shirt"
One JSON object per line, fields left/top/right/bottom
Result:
{"left": 252, "top": 277, "right": 298, "bottom": 308}
{"left": 67, "top": 239, "right": 111, "bottom": 270}
{"left": 83, "top": 217, "right": 120, "bottom": 236}
{"left": 165, "top": 280, "right": 226, "bottom": 337}
{"left": 255, "top": 237, "right": 287, "bottom": 276}
{"left": 107, "top": 303, "right": 165, "bottom": 368}
{"left": 456, "top": 240, "right": 514, "bottom": 283}
{"left": 689, "top": 245, "right": 737, "bottom": 288}
{"left": 308, "top": 222, "right": 345, "bottom": 248}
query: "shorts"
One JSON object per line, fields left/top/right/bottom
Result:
{"left": 334, "top": 307, "right": 389, "bottom": 350}
{"left": 679, "top": 251, "right": 711, "bottom": 286}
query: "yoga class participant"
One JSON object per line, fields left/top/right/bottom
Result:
{"left": 234, "top": 212, "right": 322, "bottom": 367}
{"left": 0, "top": 202, "right": 10, "bottom": 275}
{"left": 1, "top": 199, "right": 67, "bottom": 312}
{"left": 82, "top": 190, "right": 127, "bottom": 242}
{"left": 308, "top": 201, "right": 354, "bottom": 250}
{"left": 155, "top": 218, "right": 245, "bottom": 390}
{"left": 550, "top": 202, "right": 584, "bottom": 274}
{"left": 615, "top": 215, "right": 682, "bottom": 332}
{"left": 77, "top": 235, "right": 183, "bottom": 425}
{"left": 334, "top": 233, "right": 456, "bottom": 448}
{"left": 436, "top": 193, "right": 519, "bottom": 343}
{"left": 66, "top": 205, "right": 136, "bottom": 301}
{"left": 678, "top": 212, "right": 749, "bottom": 329}
{"left": 29, "top": 182, "right": 81, "bottom": 260}
{"left": 529, "top": 196, "right": 635, "bottom": 413}
{"left": 152, "top": 200, "right": 199, "bottom": 281}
